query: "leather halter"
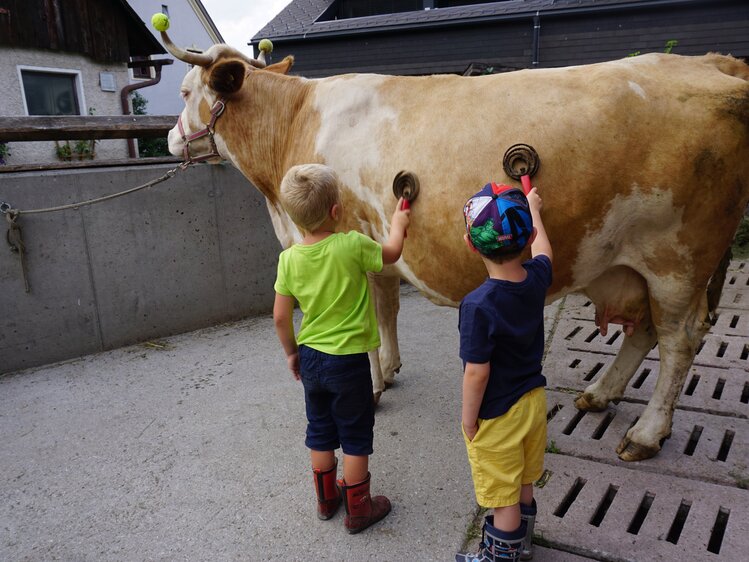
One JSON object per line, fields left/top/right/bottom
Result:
{"left": 176, "top": 98, "right": 226, "bottom": 169}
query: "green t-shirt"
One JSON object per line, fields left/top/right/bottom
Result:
{"left": 274, "top": 231, "right": 383, "bottom": 355}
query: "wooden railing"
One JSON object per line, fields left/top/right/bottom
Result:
{"left": 0, "top": 115, "right": 178, "bottom": 141}
{"left": 0, "top": 115, "right": 181, "bottom": 172}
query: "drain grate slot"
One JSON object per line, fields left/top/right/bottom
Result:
{"left": 717, "top": 341, "right": 728, "bottom": 358}
{"left": 728, "top": 276, "right": 736, "bottom": 285}
{"left": 716, "top": 430, "right": 735, "bottom": 462}
{"left": 730, "top": 315, "right": 739, "bottom": 329}
{"left": 585, "top": 328, "right": 600, "bottom": 343}
{"left": 589, "top": 484, "right": 619, "bottom": 527}
{"left": 606, "top": 331, "right": 621, "bottom": 345}
{"left": 632, "top": 368, "right": 651, "bottom": 389}
{"left": 547, "top": 404, "right": 564, "bottom": 422}
{"left": 591, "top": 412, "right": 616, "bottom": 440}
{"left": 554, "top": 477, "right": 586, "bottom": 518}
{"left": 741, "top": 382, "right": 749, "bottom": 404}
{"left": 562, "top": 410, "right": 587, "bottom": 436}
{"left": 583, "top": 362, "right": 604, "bottom": 382}
{"left": 569, "top": 358, "right": 580, "bottom": 368}
{"left": 627, "top": 491, "right": 655, "bottom": 535}
{"left": 712, "top": 378, "right": 726, "bottom": 400}
{"left": 696, "top": 340, "right": 706, "bottom": 355}
{"left": 565, "top": 326, "right": 583, "bottom": 340}
{"left": 684, "top": 425, "right": 704, "bottom": 456}
{"left": 665, "top": 500, "right": 692, "bottom": 544}
{"left": 710, "top": 313, "right": 719, "bottom": 326}
{"left": 742, "top": 344, "right": 748, "bottom": 361}
{"left": 683, "top": 373, "right": 700, "bottom": 396}
{"left": 707, "top": 507, "right": 730, "bottom": 554}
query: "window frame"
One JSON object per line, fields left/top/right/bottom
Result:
{"left": 16, "top": 65, "right": 87, "bottom": 117}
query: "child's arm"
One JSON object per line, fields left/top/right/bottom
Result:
{"left": 273, "top": 292, "right": 300, "bottom": 380}
{"left": 381, "top": 197, "right": 411, "bottom": 265}
{"left": 462, "top": 361, "right": 490, "bottom": 440}
{"left": 527, "top": 187, "right": 553, "bottom": 262}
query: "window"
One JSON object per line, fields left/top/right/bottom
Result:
{"left": 131, "top": 56, "right": 153, "bottom": 80}
{"left": 19, "top": 68, "right": 84, "bottom": 116}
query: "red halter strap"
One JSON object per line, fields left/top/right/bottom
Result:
{"left": 177, "top": 98, "right": 226, "bottom": 169}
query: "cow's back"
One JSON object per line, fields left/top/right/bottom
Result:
{"left": 306, "top": 54, "right": 749, "bottom": 304}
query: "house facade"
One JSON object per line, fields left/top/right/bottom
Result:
{"left": 126, "top": 0, "right": 224, "bottom": 116}
{"left": 250, "top": 0, "right": 749, "bottom": 77}
{"left": 0, "top": 0, "right": 165, "bottom": 165}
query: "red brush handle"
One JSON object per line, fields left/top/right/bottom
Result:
{"left": 401, "top": 198, "right": 410, "bottom": 237}
{"left": 521, "top": 175, "right": 532, "bottom": 195}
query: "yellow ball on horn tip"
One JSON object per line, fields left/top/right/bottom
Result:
{"left": 258, "top": 39, "right": 273, "bottom": 54}
{"left": 151, "top": 13, "right": 170, "bottom": 32}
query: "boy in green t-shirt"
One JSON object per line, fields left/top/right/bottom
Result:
{"left": 273, "top": 163, "right": 410, "bottom": 533}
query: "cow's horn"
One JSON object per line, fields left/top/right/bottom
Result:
{"left": 159, "top": 30, "right": 214, "bottom": 67}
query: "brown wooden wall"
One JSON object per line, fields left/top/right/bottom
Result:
{"left": 265, "top": 0, "right": 749, "bottom": 78}
{"left": 0, "top": 0, "right": 161, "bottom": 62}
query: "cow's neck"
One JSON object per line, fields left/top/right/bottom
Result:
{"left": 220, "top": 71, "right": 312, "bottom": 204}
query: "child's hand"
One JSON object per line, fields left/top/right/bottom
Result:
{"left": 391, "top": 197, "right": 411, "bottom": 234}
{"left": 527, "top": 187, "right": 542, "bottom": 213}
{"left": 287, "top": 352, "right": 300, "bottom": 380}
{"left": 463, "top": 421, "right": 479, "bottom": 442}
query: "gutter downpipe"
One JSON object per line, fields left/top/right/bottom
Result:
{"left": 120, "top": 59, "right": 174, "bottom": 158}
{"left": 532, "top": 11, "right": 541, "bottom": 68}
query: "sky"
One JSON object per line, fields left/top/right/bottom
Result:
{"left": 200, "top": 0, "right": 292, "bottom": 57}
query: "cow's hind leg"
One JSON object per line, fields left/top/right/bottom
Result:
{"left": 575, "top": 321, "right": 657, "bottom": 411}
{"left": 370, "top": 274, "right": 402, "bottom": 388}
{"left": 367, "top": 274, "right": 402, "bottom": 404}
{"left": 616, "top": 291, "right": 711, "bottom": 461}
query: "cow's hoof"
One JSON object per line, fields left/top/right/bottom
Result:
{"left": 616, "top": 437, "right": 660, "bottom": 461}
{"left": 574, "top": 393, "right": 608, "bottom": 412}
{"left": 373, "top": 391, "right": 382, "bottom": 406}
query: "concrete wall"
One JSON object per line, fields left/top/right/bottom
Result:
{"left": 0, "top": 47, "right": 131, "bottom": 165}
{"left": 0, "top": 163, "right": 280, "bottom": 374}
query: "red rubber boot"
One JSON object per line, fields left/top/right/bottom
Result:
{"left": 339, "top": 473, "right": 391, "bottom": 534}
{"left": 313, "top": 460, "right": 342, "bottom": 520}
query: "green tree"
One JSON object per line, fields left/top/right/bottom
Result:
{"left": 132, "top": 92, "right": 170, "bottom": 158}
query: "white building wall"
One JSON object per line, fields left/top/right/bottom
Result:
{"left": 127, "top": 0, "right": 221, "bottom": 116}
{"left": 0, "top": 47, "right": 130, "bottom": 165}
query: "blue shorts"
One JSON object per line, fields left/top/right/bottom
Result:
{"left": 298, "top": 345, "right": 375, "bottom": 456}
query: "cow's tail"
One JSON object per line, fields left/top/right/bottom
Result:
{"left": 703, "top": 52, "right": 749, "bottom": 81}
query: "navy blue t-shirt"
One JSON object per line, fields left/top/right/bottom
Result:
{"left": 459, "top": 255, "right": 552, "bottom": 419}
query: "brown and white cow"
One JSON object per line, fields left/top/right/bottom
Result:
{"left": 160, "top": 32, "right": 749, "bottom": 461}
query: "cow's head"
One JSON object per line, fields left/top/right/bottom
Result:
{"left": 159, "top": 30, "right": 292, "bottom": 165}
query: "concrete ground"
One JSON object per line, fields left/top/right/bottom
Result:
{"left": 1, "top": 285, "right": 592, "bottom": 562}
{"left": 4, "top": 262, "right": 747, "bottom": 561}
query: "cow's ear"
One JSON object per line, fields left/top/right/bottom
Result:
{"left": 208, "top": 59, "right": 246, "bottom": 95}
{"left": 264, "top": 55, "right": 294, "bottom": 75}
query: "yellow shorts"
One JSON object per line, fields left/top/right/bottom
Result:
{"left": 462, "top": 387, "right": 547, "bottom": 508}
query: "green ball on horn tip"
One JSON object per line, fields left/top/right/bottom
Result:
{"left": 151, "top": 13, "right": 170, "bottom": 32}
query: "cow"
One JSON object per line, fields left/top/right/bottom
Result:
{"left": 157, "top": 29, "right": 749, "bottom": 462}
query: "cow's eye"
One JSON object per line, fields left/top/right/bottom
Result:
{"left": 180, "top": 90, "right": 190, "bottom": 100}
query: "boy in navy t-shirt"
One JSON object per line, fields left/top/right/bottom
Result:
{"left": 456, "top": 183, "right": 553, "bottom": 562}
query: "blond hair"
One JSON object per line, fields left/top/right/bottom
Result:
{"left": 280, "top": 164, "right": 341, "bottom": 232}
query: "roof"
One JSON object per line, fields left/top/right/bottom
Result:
{"left": 116, "top": 0, "right": 167, "bottom": 56}
{"left": 252, "top": 0, "right": 723, "bottom": 42}
{"left": 187, "top": 0, "right": 226, "bottom": 44}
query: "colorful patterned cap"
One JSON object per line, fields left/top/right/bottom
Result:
{"left": 463, "top": 183, "right": 533, "bottom": 256}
